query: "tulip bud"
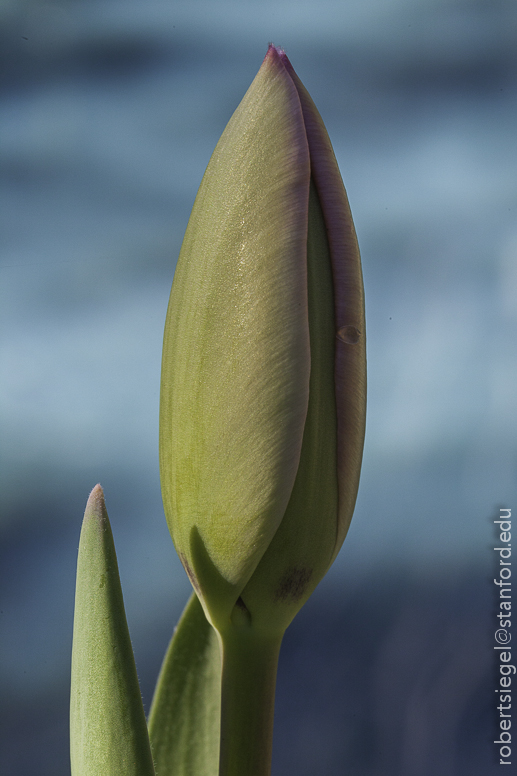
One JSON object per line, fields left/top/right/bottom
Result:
{"left": 160, "top": 45, "right": 365, "bottom": 635}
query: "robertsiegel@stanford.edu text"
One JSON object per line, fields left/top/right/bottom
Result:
{"left": 494, "top": 508, "right": 512, "bottom": 766}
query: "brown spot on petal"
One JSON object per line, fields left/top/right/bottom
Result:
{"left": 274, "top": 568, "right": 313, "bottom": 603}
{"left": 337, "top": 325, "right": 361, "bottom": 344}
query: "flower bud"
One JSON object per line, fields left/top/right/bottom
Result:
{"left": 160, "top": 45, "right": 365, "bottom": 633}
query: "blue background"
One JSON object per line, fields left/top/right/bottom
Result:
{"left": 1, "top": 1, "right": 516, "bottom": 774}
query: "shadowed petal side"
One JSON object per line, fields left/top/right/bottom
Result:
{"left": 279, "top": 48, "right": 366, "bottom": 561}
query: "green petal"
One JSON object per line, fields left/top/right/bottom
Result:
{"left": 160, "top": 46, "right": 311, "bottom": 625}
{"left": 148, "top": 593, "right": 221, "bottom": 776}
{"left": 70, "top": 486, "right": 155, "bottom": 776}
{"left": 238, "top": 178, "right": 339, "bottom": 633}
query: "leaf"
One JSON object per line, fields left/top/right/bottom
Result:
{"left": 148, "top": 592, "right": 221, "bottom": 776}
{"left": 70, "top": 485, "right": 156, "bottom": 776}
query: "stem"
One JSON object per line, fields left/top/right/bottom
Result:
{"left": 218, "top": 620, "right": 284, "bottom": 776}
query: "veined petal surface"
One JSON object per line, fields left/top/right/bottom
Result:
{"left": 160, "top": 47, "right": 311, "bottom": 617}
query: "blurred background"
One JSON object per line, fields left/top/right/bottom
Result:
{"left": 1, "top": 0, "right": 516, "bottom": 774}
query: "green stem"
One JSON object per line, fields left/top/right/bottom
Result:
{"left": 218, "top": 620, "right": 284, "bottom": 776}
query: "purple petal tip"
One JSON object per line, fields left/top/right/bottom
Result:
{"left": 264, "top": 44, "right": 295, "bottom": 80}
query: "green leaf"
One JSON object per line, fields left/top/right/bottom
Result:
{"left": 148, "top": 592, "right": 221, "bottom": 776}
{"left": 70, "top": 485, "right": 155, "bottom": 776}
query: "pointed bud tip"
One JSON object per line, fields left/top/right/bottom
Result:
{"left": 84, "top": 484, "right": 107, "bottom": 524}
{"left": 265, "top": 43, "right": 294, "bottom": 72}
